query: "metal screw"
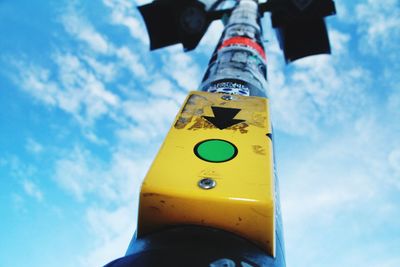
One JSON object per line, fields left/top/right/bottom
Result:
{"left": 198, "top": 178, "right": 216, "bottom": 190}
{"left": 221, "top": 94, "right": 235, "bottom": 101}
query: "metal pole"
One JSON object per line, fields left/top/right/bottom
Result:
{"left": 200, "top": 0, "right": 268, "bottom": 97}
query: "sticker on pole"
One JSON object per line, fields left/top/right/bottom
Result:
{"left": 219, "top": 37, "right": 266, "bottom": 59}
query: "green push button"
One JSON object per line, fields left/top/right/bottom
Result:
{"left": 194, "top": 139, "right": 238, "bottom": 163}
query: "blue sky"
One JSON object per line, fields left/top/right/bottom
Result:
{"left": 0, "top": 0, "right": 399, "bottom": 266}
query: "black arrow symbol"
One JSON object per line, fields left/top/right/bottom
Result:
{"left": 203, "top": 106, "right": 245, "bottom": 130}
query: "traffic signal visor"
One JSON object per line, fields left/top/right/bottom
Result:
{"left": 270, "top": 0, "right": 336, "bottom": 63}
{"left": 138, "top": 0, "right": 210, "bottom": 51}
{"left": 275, "top": 17, "right": 331, "bottom": 63}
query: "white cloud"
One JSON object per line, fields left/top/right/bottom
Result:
{"left": 15, "top": 64, "right": 59, "bottom": 106}
{"left": 2, "top": 156, "right": 36, "bottom": 182}
{"left": 387, "top": 81, "right": 400, "bottom": 117}
{"left": 355, "top": 0, "right": 400, "bottom": 56}
{"left": 8, "top": 2, "right": 181, "bottom": 144}
{"left": 15, "top": 53, "right": 120, "bottom": 126}
{"left": 388, "top": 148, "right": 400, "bottom": 187}
{"left": 329, "top": 29, "right": 351, "bottom": 55}
{"left": 117, "top": 97, "right": 179, "bottom": 144}
{"left": 133, "top": 0, "right": 152, "bottom": 5}
{"left": 102, "top": 0, "right": 149, "bottom": 44}
{"left": 26, "top": 138, "right": 44, "bottom": 154}
{"left": 82, "top": 55, "right": 117, "bottom": 82}
{"left": 267, "top": 36, "right": 371, "bottom": 136}
{"left": 60, "top": 3, "right": 150, "bottom": 80}
{"left": 114, "top": 46, "right": 148, "bottom": 78}
{"left": 81, "top": 205, "right": 135, "bottom": 267}
{"left": 11, "top": 193, "right": 26, "bottom": 212}
{"left": 22, "top": 179, "right": 44, "bottom": 202}
{"left": 147, "top": 78, "right": 175, "bottom": 97}
{"left": 54, "top": 146, "right": 150, "bottom": 203}
{"left": 332, "top": 1, "right": 349, "bottom": 22}
{"left": 54, "top": 53, "right": 119, "bottom": 106}
{"left": 52, "top": 147, "right": 148, "bottom": 266}
{"left": 86, "top": 205, "right": 135, "bottom": 244}
{"left": 368, "top": 258, "right": 400, "bottom": 267}
{"left": 54, "top": 147, "right": 97, "bottom": 201}
{"left": 82, "top": 129, "right": 109, "bottom": 145}
{"left": 162, "top": 47, "right": 202, "bottom": 90}
{"left": 146, "top": 78, "right": 187, "bottom": 103}
{"left": 61, "top": 9, "right": 111, "bottom": 55}
{"left": 197, "top": 20, "right": 224, "bottom": 53}
{"left": 279, "top": 109, "right": 400, "bottom": 267}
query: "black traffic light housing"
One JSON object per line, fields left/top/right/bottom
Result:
{"left": 138, "top": 0, "right": 211, "bottom": 51}
{"left": 138, "top": 0, "right": 336, "bottom": 61}
{"left": 268, "top": 0, "right": 336, "bottom": 63}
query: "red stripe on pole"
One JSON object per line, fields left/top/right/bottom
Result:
{"left": 219, "top": 37, "right": 266, "bottom": 60}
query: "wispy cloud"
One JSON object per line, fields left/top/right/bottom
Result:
{"left": 81, "top": 205, "right": 136, "bottom": 267}
{"left": 2, "top": 156, "right": 36, "bottom": 182}
{"left": 53, "top": 146, "right": 150, "bottom": 266}
{"left": 280, "top": 107, "right": 400, "bottom": 267}
{"left": 13, "top": 54, "right": 120, "bottom": 126}
{"left": 21, "top": 179, "right": 44, "bottom": 202}
{"left": 146, "top": 78, "right": 182, "bottom": 100}
{"left": 25, "top": 138, "right": 44, "bottom": 154}
{"left": 256, "top": 11, "right": 400, "bottom": 266}
{"left": 14, "top": 64, "right": 59, "bottom": 106}
{"left": 61, "top": 8, "right": 111, "bottom": 55}
{"left": 53, "top": 146, "right": 98, "bottom": 202}
{"left": 54, "top": 53, "right": 120, "bottom": 117}
{"left": 266, "top": 27, "right": 371, "bottom": 136}
{"left": 86, "top": 205, "right": 135, "bottom": 243}
{"left": 355, "top": 0, "right": 400, "bottom": 56}
{"left": 11, "top": 193, "right": 26, "bottom": 212}
{"left": 81, "top": 55, "right": 117, "bottom": 82}
{"left": 114, "top": 46, "right": 148, "bottom": 78}
{"left": 61, "top": 4, "right": 150, "bottom": 78}
{"left": 102, "top": 0, "right": 149, "bottom": 44}
{"left": 7, "top": 3, "right": 160, "bottom": 135}
{"left": 117, "top": 97, "right": 180, "bottom": 144}
{"left": 1, "top": 156, "right": 43, "bottom": 203}
{"left": 388, "top": 148, "right": 400, "bottom": 179}
{"left": 53, "top": 146, "right": 150, "bottom": 203}
{"left": 162, "top": 46, "right": 203, "bottom": 90}
{"left": 197, "top": 20, "right": 224, "bottom": 53}
{"left": 329, "top": 29, "right": 351, "bottom": 55}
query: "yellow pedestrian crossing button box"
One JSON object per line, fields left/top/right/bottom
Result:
{"left": 137, "top": 91, "right": 277, "bottom": 256}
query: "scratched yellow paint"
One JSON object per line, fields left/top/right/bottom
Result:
{"left": 137, "top": 91, "right": 276, "bottom": 256}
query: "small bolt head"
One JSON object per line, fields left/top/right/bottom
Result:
{"left": 198, "top": 178, "right": 216, "bottom": 190}
{"left": 221, "top": 94, "right": 235, "bottom": 101}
